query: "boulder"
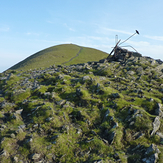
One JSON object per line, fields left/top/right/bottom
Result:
{"left": 151, "top": 116, "right": 161, "bottom": 136}
{"left": 136, "top": 67, "right": 143, "bottom": 74}
{"left": 30, "top": 153, "right": 41, "bottom": 160}
{"left": 155, "top": 103, "right": 163, "bottom": 117}
{"left": 13, "top": 156, "right": 19, "bottom": 162}
{"left": 111, "top": 93, "right": 120, "bottom": 98}
{"left": 82, "top": 75, "right": 91, "bottom": 81}
{"left": 142, "top": 144, "right": 160, "bottom": 163}
{"left": 142, "top": 153, "right": 158, "bottom": 163}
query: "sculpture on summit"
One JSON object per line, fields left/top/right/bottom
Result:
{"left": 107, "top": 30, "right": 141, "bottom": 62}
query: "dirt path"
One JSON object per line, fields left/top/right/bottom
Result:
{"left": 62, "top": 47, "right": 83, "bottom": 65}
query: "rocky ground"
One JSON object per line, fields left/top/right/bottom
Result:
{"left": 0, "top": 55, "right": 163, "bottom": 162}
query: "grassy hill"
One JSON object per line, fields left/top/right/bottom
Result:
{"left": 8, "top": 44, "right": 108, "bottom": 71}
{"left": 1, "top": 45, "right": 163, "bottom": 162}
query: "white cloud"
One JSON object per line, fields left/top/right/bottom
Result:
{"left": 96, "top": 26, "right": 133, "bottom": 36}
{"left": 144, "top": 35, "right": 163, "bottom": 41}
{"left": 122, "top": 40, "right": 163, "bottom": 60}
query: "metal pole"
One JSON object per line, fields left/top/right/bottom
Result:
{"left": 119, "top": 30, "right": 139, "bottom": 45}
{"left": 115, "top": 35, "right": 118, "bottom": 45}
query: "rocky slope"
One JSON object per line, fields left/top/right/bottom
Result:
{"left": 0, "top": 55, "right": 163, "bottom": 163}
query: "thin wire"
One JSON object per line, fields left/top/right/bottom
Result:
{"left": 120, "top": 45, "right": 138, "bottom": 53}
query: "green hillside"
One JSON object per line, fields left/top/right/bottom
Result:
{"left": 8, "top": 44, "right": 108, "bottom": 71}
{"left": 1, "top": 53, "right": 163, "bottom": 162}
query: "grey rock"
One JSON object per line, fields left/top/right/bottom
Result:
{"left": 15, "top": 109, "right": 23, "bottom": 114}
{"left": 142, "top": 144, "right": 160, "bottom": 163}
{"left": 132, "top": 144, "right": 141, "bottom": 151}
{"left": 6, "top": 73, "right": 14, "bottom": 80}
{"left": 46, "top": 117, "right": 53, "bottom": 122}
{"left": 12, "top": 89, "right": 26, "bottom": 96}
{"left": 57, "top": 74, "right": 65, "bottom": 79}
{"left": 127, "top": 71, "right": 135, "bottom": 75}
{"left": 111, "top": 93, "right": 120, "bottom": 98}
{"left": 52, "top": 154, "right": 56, "bottom": 161}
{"left": 142, "top": 153, "right": 158, "bottom": 163}
{"left": 102, "top": 109, "right": 110, "bottom": 122}
{"left": 47, "top": 145, "right": 52, "bottom": 150}
{"left": 15, "top": 128, "right": 23, "bottom": 134}
{"left": 145, "top": 144, "right": 160, "bottom": 155}
{"left": 151, "top": 116, "right": 160, "bottom": 136}
{"left": 13, "top": 156, "right": 19, "bottom": 162}
{"left": 31, "top": 153, "right": 41, "bottom": 160}
{"left": 156, "top": 132, "right": 163, "bottom": 138}
{"left": 86, "top": 138, "right": 94, "bottom": 143}
{"left": 1, "top": 125, "right": 6, "bottom": 129}
{"left": 0, "top": 128, "right": 4, "bottom": 131}
{"left": 155, "top": 103, "right": 163, "bottom": 117}
{"left": 0, "top": 100, "right": 15, "bottom": 108}
{"left": 102, "top": 139, "right": 108, "bottom": 144}
{"left": 31, "top": 106, "right": 40, "bottom": 113}
{"left": 51, "top": 135, "right": 59, "bottom": 140}
{"left": 0, "top": 77, "right": 7, "bottom": 80}
{"left": 0, "top": 137, "right": 5, "bottom": 144}
{"left": 18, "top": 124, "right": 26, "bottom": 130}
{"left": 56, "top": 99, "right": 66, "bottom": 106}
{"left": 96, "top": 83, "right": 100, "bottom": 88}
{"left": 82, "top": 75, "right": 91, "bottom": 81}
{"left": 12, "top": 113, "right": 19, "bottom": 120}
{"left": 154, "top": 63, "right": 163, "bottom": 72}
{"left": 43, "top": 92, "right": 51, "bottom": 98}
{"left": 26, "top": 138, "right": 33, "bottom": 143}
{"left": 136, "top": 67, "right": 143, "bottom": 74}
{"left": 75, "top": 65, "right": 83, "bottom": 71}
{"left": 33, "top": 124, "right": 38, "bottom": 128}
{"left": 0, "top": 149, "right": 7, "bottom": 157}
{"left": 129, "top": 121, "right": 135, "bottom": 126}
{"left": 108, "top": 131, "right": 116, "bottom": 144}
{"left": 11, "top": 133, "right": 16, "bottom": 138}
{"left": 76, "top": 128, "right": 82, "bottom": 134}
{"left": 150, "top": 59, "right": 156, "bottom": 66}
{"left": 147, "top": 98, "right": 154, "bottom": 102}
{"left": 99, "top": 77, "right": 106, "bottom": 80}
{"left": 112, "top": 122, "right": 118, "bottom": 128}
{"left": 133, "top": 132, "right": 145, "bottom": 139}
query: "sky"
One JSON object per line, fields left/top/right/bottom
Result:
{"left": 1, "top": 0, "right": 163, "bottom": 72}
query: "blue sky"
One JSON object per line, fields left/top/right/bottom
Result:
{"left": 1, "top": 0, "right": 163, "bottom": 72}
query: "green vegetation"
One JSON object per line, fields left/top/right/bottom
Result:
{"left": 8, "top": 44, "right": 108, "bottom": 71}
{"left": 0, "top": 46, "right": 163, "bottom": 162}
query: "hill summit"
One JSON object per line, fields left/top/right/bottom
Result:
{"left": 0, "top": 46, "right": 163, "bottom": 162}
{"left": 8, "top": 44, "right": 108, "bottom": 71}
